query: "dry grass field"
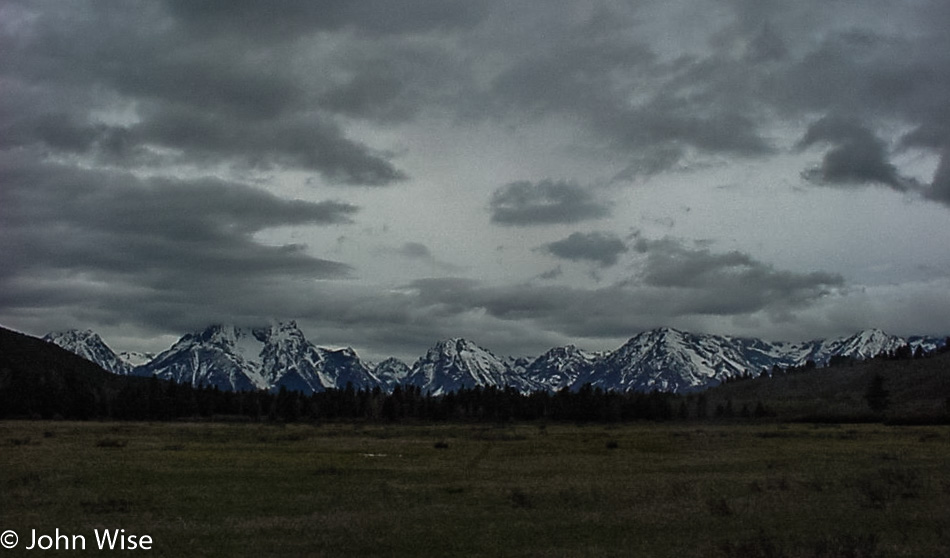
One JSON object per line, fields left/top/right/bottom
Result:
{"left": 3, "top": 420, "right": 950, "bottom": 557}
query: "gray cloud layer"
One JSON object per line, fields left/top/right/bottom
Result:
{"left": 1, "top": 0, "right": 949, "bottom": 358}
{"left": 0, "top": 0, "right": 408, "bottom": 185}
{"left": 0, "top": 151, "right": 356, "bottom": 331}
{"left": 404, "top": 237, "right": 844, "bottom": 342}
{"left": 632, "top": 237, "right": 844, "bottom": 319}
{"left": 164, "top": 0, "right": 493, "bottom": 40}
{"left": 543, "top": 232, "right": 628, "bottom": 268}
{"left": 489, "top": 180, "right": 611, "bottom": 226}
{"left": 798, "top": 115, "right": 905, "bottom": 189}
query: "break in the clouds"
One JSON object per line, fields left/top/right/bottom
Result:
{"left": 489, "top": 180, "right": 611, "bottom": 226}
{"left": 2, "top": 0, "right": 950, "bottom": 360}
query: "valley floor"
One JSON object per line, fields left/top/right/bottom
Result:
{"left": 3, "top": 420, "right": 950, "bottom": 557}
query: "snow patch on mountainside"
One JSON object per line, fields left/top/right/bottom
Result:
{"left": 117, "top": 351, "right": 155, "bottom": 368}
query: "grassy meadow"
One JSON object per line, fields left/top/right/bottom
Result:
{"left": 3, "top": 420, "right": 950, "bottom": 557}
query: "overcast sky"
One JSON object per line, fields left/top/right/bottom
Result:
{"left": 3, "top": 0, "right": 950, "bottom": 362}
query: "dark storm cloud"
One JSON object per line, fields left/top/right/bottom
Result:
{"left": 3, "top": 2, "right": 301, "bottom": 118}
{"left": 604, "top": 103, "right": 774, "bottom": 159}
{"left": 542, "top": 232, "right": 628, "bottom": 268}
{"left": 538, "top": 266, "right": 564, "bottom": 281}
{"left": 771, "top": 29, "right": 949, "bottom": 122}
{"left": 488, "top": 180, "right": 610, "bottom": 226}
{"left": 900, "top": 121, "right": 950, "bottom": 152}
{"left": 131, "top": 107, "right": 407, "bottom": 185}
{"left": 488, "top": 15, "right": 656, "bottom": 118}
{"left": 0, "top": 0, "right": 408, "bottom": 185}
{"left": 797, "top": 115, "right": 904, "bottom": 189}
{"left": 737, "top": 4, "right": 950, "bottom": 204}
{"left": 927, "top": 150, "right": 950, "bottom": 206}
{"left": 486, "top": 6, "right": 774, "bottom": 170}
{"left": 397, "top": 242, "right": 434, "bottom": 260}
{"left": 164, "top": 0, "right": 493, "bottom": 40}
{"left": 0, "top": 153, "right": 357, "bottom": 332}
{"left": 4, "top": 1, "right": 950, "bottom": 357}
{"left": 613, "top": 145, "right": 686, "bottom": 180}
{"left": 632, "top": 237, "right": 845, "bottom": 316}
{"left": 481, "top": 1, "right": 950, "bottom": 190}
{"left": 743, "top": 23, "right": 788, "bottom": 63}
{"left": 403, "top": 238, "right": 844, "bottom": 339}
{"left": 318, "top": 44, "right": 466, "bottom": 124}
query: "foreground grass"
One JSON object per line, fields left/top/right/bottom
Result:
{"left": 3, "top": 421, "right": 950, "bottom": 557}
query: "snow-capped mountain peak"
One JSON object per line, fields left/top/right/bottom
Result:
{"left": 525, "top": 344, "right": 599, "bottom": 390}
{"left": 582, "top": 328, "right": 757, "bottom": 393}
{"left": 47, "top": 324, "right": 947, "bottom": 395}
{"left": 407, "top": 338, "right": 539, "bottom": 395}
{"left": 43, "top": 329, "right": 132, "bottom": 375}
{"left": 135, "top": 322, "right": 377, "bottom": 393}
{"left": 836, "top": 328, "right": 904, "bottom": 359}
{"left": 373, "top": 357, "right": 412, "bottom": 388}
{"left": 792, "top": 328, "right": 912, "bottom": 365}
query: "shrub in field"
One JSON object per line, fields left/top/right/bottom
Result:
{"left": 864, "top": 374, "right": 890, "bottom": 415}
{"left": 8, "top": 471, "right": 42, "bottom": 488}
{"left": 858, "top": 466, "right": 923, "bottom": 509}
{"left": 716, "top": 532, "right": 785, "bottom": 558}
{"left": 508, "top": 487, "right": 533, "bottom": 509}
{"left": 80, "top": 498, "right": 134, "bottom": 514}
{"left": 717, "top": 532, "right": 878, "bottom": 558}
{"left": 707, "top": 496, "right": 733, "bottom": 517}
{"left": 811, "top": 533, "right": 878, "bottom": 557}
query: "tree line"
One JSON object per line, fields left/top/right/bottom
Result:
{"left": 5, "top": 326, "right": 947, "bottom": 424}
{"left": 3, "top": 370, "right": 777, "bottom": 424}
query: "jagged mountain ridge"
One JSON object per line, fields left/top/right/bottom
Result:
{"left": 404, "top": 338, "right": 540, "bottom": 395}
{"left": 583, "top": 328, "right": 762, "bottom": 393}
{"left": 134, "top": 322, "right": 379, "bottom": 393}
{"left": 44, "top": 324, "right": 946, "bottom": 395}
{"left": 373, "top": 357, "right": 412, "bottom": 389}
{"left": 524, "top": 345, "right": 599, "bottom": 391}
{"left": 794, "top": 328, "right": 914, "bottom": 364}
{"left": 42, "top": 330, "right": 133, "bottom": 375}
{"left": 140, "top": 325, "right": 270, "bottom": 391}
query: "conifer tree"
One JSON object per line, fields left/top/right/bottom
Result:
{"left": 865, "top": 374, "right": 890, "bottom": 414}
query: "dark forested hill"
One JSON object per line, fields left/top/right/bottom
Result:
{"left": 702, "top": 350, "right": 950, "bottom": 422}
{"left": 0, "top": 325, "right": 126, "bottom": 418}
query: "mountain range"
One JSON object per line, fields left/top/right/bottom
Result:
{"left": 42, "top": 323, "right": 945, "bottom": 395}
